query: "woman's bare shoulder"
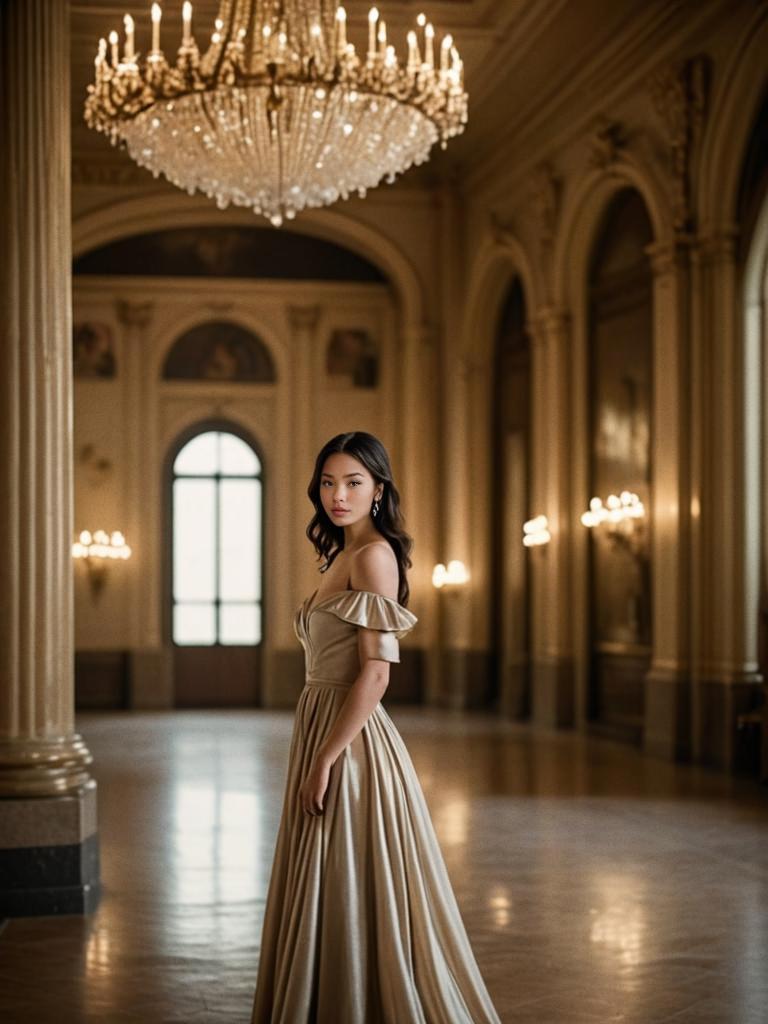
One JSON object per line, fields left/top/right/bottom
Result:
{"left": 349, "top": 539, "right": 398, "bottom": 596}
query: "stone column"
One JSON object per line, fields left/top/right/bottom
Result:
{"left": 0, "top": 0, "right": 99, "bottom": 914}
{"left": 642, "top": 238, "right": 695, "bottom": 761}
{"left": 529, "top": 308, "right": 575, "bottom": 727}
{"left": 693, "top": 229, "right": 763, "bottom": 767}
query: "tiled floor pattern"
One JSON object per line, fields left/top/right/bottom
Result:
{"left": 1, "top": 708, "right": 767, "bottom": 1023}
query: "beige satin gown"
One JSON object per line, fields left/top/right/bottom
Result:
{"left": 251, "top": 589, "right": 502, "bottom": 1024}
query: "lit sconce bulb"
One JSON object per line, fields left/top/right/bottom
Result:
{"left": 109, "top": 29, "right": 119, "bottom": 65}
{"left": 417, "top": 12, "right": 426, "bottom": 27}
{"left": 96, "top": 36, "right": 107, "bottom": 67}
{"left": 432, "top": 559, "right": 470, "bottom": 588}
{"left": 523, "top": 515, "right": 551, "bottom": 546}
{"left": 432, "top": 563, "right": 447, "bottom": 588}
{"left": 80, "top": 530, "right": 93, "bottom": 545}
{"left": 446, "top": 559, "right": 469, "bottom": 583}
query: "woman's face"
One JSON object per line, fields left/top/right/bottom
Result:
{"left": 320, "top": 452, "right": 382, "bottom": 526}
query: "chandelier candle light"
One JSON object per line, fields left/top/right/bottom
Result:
{"left": 84, "top": 1, "right": 468, "bottom": 226}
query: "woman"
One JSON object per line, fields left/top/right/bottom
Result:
{"left": 251, "top": 431, "right": 501, "bottom": 1024}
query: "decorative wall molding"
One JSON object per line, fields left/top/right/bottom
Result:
{"left": 649, "top": 54, "right": 711, "bottom": 231}
{"left": 488, "top": 211, "right": 518, "bottom": 249}
{"left": 588, "top": 117, "right": 628, "bottom": 172}
{"left": 529, "top": 162, "right": 561, "bottom": 250}
{"left": 115, "top": 299, "right": 153, "bottom": 329}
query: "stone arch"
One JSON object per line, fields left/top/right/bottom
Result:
{"left": 461, "top": 229, "right": 539, "bottom": 363}
{"left": 71, "top": 193, "right": 425, "bottom": 329}
{"left": 698, "top": 4, "right": 768, "bottom": 232}
{"left": 553, "top": 157, "right": 668, "bottom": 310}
{"left": 152, "top": 306, "right": 287, "bottom": 387}
{"left": 162, "top": 319, "right": 277, "bottom": 382}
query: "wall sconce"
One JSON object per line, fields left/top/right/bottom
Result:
{"left": 580, "top": 491, "right": 646, "bottom": 557}
{"left": 432, "top": 560, "right": 470, "bottom": 589}
{"left": 72, "top": 529, "right": 132, "bottom": 600}
{"left": 523, "top": 515, "right": 550, "bottom": 547}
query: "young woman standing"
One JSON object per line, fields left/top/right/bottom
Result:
{"left": 251, "top": 431, "right": 501, "bottom": 1024}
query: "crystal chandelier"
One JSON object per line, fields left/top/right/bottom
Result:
{"left": 84, "top": 1, "right": 468, "bottom": 226}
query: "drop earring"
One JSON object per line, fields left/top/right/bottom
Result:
{"left": 371, "top": 497, "right": 380, "bottom": 518}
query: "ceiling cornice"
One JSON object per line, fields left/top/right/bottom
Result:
{"left": 462, "top": 0, "right": 735, "bottom": 203}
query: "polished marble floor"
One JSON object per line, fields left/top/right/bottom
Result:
{"left": 1, "top": 708, "right": 768, "bottom": 1024}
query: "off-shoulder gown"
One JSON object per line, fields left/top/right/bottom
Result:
{"left": 251, "top": 589, "right": 501, "bottom": 1024}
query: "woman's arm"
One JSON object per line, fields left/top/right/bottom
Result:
{"left": 299, "top": 542, "right": 398, "bottom": 815}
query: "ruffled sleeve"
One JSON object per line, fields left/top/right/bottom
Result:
{"left": 325, "top": 590, "right": 418, "bottom": 664}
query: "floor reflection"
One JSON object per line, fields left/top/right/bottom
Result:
{"left": 1, "top": 707, "right": 768, "bottom": 1023}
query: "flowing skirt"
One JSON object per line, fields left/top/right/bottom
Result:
{"left": 251, "top": 682, "right": 502, "bottom": 1024}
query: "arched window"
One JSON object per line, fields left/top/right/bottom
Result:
{"left": 171, "top": 429, "right": 262, "bottom": 646}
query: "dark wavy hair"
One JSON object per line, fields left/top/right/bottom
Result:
{"left": 305, "top": 431, "right": 414, "bottom": 606}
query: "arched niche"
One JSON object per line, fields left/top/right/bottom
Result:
{"left": 490, "top": 277, "right": 531, "bottom": 720}
{"left": 586, "top": 188, "right": 654, "bottom": 745}
{"left": 162, "top": 320, "right": 277, "bottom": 383}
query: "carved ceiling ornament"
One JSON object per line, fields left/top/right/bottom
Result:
{"left": 588, "top": 117, "right": 628, "bottom": 172}
{"left": 489, "top": 211, "right": 517, "bottom": 249}
{"left": 649, "top": 54, "right": 710, "bottom": 232}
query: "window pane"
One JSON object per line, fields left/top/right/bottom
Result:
{"left": 220, "top": 433, "right": 260, "bottom": 476}
{"left": 219, "top": 479, "right": 260, "bottom": 601}
{"left": 174, "top": 603, "right": 216, "bottom": 645}
{"left": 174, "top": 479, "right": 216, "bottom": 601}
{"left": 174, "top": 431, "right": 219, "bottom": 475}
{"left": 220, "top": 603, "right": 261, "bottom": 645}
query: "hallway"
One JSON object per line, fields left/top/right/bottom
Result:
{"left": 1, "top": 709, "right": 767, "bottom": 1024}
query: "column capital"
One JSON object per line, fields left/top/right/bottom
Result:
{"left": 287, "top": 303, "right": 321, "bottom": 334}
{"left": 529, "top": 306, "right": 570, "bottom": 341}
{"left": 644, "top": 234, "right": 696, "bottom": 277}
{"left": 697, "top": 226, "right": 739, "bottom": 266}
{"left": 115, "top": 298, "right": 153, "bottom": 329}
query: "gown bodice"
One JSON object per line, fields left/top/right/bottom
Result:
{"left": 295, "top": 589, "right": 418, "bottom": 686}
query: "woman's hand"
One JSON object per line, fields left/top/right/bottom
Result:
{"left": 300, "top": 755, "right": 332, "bottom": 816}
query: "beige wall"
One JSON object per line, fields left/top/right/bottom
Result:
{"left": 69, "top": 0, "right": 768, "bottom": 765}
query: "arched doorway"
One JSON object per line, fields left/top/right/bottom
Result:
{"left": 164, "top": 423, "right": 266, "bottom": 707}
{"left": 586, "top": 189, "right": 654, "bottom": 743}
{"left": 490, "top": 278, "right": 531, "bottom": 717}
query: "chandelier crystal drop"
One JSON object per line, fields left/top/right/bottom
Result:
{"left": 84, "top": 1, "right": 468, "bottom": 226}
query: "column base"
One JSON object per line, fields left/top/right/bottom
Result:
{"left": 532, "top": 655, "right": 575, "bottom": 727}
{"left": 697, "top": 671, "right": 763, "bottom": 771}
{"left": 0, "top": 781, "right": 100, "bottom": 918}
{"left": 644, "top": 666, "right": 691, "bottom": 761}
